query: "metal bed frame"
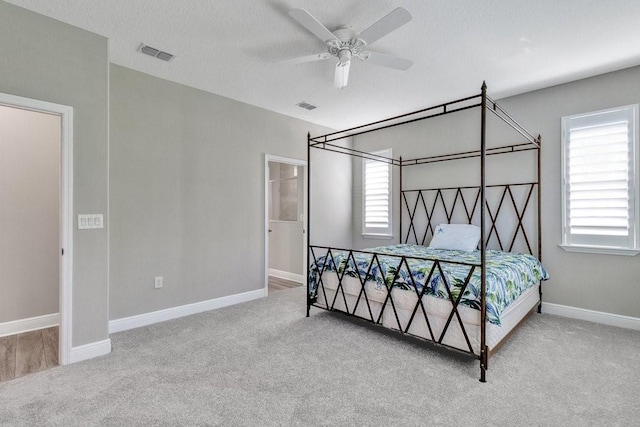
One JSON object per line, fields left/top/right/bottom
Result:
{"left": 305, "top": 83, "right": 542, "bottom": 382}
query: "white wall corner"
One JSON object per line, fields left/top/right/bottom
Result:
{"left": 542, "top": 302, "right": 640, "bottom": 331}
{"left": 108, "top": 288, "right": 266, "bottom": 334}
{"left": 68, "top": 338, "right": 112, "bottom": 364}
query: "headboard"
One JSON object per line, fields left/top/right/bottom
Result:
{"left": 400, "top": 182, "right": 539, "bottom": 256}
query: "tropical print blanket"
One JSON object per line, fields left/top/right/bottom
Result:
{"left": 308, "top": 244, "right": 549, "bottom": 325}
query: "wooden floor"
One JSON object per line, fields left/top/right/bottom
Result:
{"left": 0, "top": 326, "right": 58, "bottom": 382}
{"left": 268, "top": 276, "right": 302, "bottom": 293}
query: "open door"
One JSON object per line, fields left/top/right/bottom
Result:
{"left": 0, "top": 92, "right": 73, "bottom": 370}
{"left": 264, "top": 155, "right": 307, "bottom": 294}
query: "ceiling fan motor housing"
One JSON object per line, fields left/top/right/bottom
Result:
{"left": 327, "top": 28, "right": 365, "bottom": 62}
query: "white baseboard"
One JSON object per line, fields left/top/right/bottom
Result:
{"left": 268, "top": 268, "right": 304, "bottom": 284}
{"left": 68, "top": 339, "right": 112, "bottom": 364}
{"left": 0, "top": 313, "right": 60, "bottom": 338}
{"left": 542, "top": 302, "right": 640, "bottom": 331}
{"left": 109, "top": 288, "right": 266, "bottom": 334}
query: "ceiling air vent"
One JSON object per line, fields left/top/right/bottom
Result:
{"left": 297, "top": 101, "right": 317, "bottom": 111}
{"left": 138, "top": 43, "right": 176, "bottom": 62}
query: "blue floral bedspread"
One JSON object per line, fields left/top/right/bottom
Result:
{"left": 308, "top": 244, "right": 549, "bottom": 325}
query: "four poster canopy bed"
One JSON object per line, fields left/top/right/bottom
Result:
{"left": 305, "top": 83, "right": 549, "bottom": 382}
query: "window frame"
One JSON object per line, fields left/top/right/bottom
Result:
{"left": 560, "top": 104, "right": 640, "bottom": 256}
{"left": 362, "top": 148, "right": 393, "bottom": 239}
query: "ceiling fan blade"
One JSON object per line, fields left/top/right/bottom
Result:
{"left": 334, "top": 61, "right": 351, "bottom": 89}
{"left": 280, "top": 53, "right": 331, "bottom": 65}
{"left": 357, "top": 7, "right": 412, "bottom": 45}
{"left": 289, "top": 9, "right": 339, "bottom": 43}
{"left": 358, "top": 51, "right": 413, "bottom": 71}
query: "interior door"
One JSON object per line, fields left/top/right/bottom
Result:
{"left": 268, "top": 161, "right": 304, "bottom": 282}
{"left": 0, "top": 103, "right": 61, "bottom": 377}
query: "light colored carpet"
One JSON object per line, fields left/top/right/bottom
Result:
{"left": 1, "top": 286, "right": 639, "bottom": 426}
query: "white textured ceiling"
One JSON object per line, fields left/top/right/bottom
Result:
{"left": 6, "top": 0, "right": 640, "bottom": 130}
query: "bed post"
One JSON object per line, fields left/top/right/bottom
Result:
{"left": 399, "top": 156, "right": 403, "bottom": 244}
{"left": 537, "top": 134, "right": 543, "bottom": 314}
{"left": 479, "top": 82, "right": 488, "bottom": 383}
{"left": 306, "top": 131, "right": 311, "bottom": 318}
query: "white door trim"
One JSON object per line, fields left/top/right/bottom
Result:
{"left": 0, "top": 92, "right": 74, "bottom": 365}
{"left": 264, "top": 154, "right": 307, "bottom": 295}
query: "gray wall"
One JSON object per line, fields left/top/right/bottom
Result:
{"left": 351, "top": 67, "right": 640, "bottom": 319}
{"left": 309, "top": 143, "right": 353, "bottom": 249}
{"left": 499, "top": 66, "right": 640, "bottom": 318}
{"left": 109, "top": 65, "right": 350, "bottom": 320}
{"left": 0, "top": 2, "right": 109, "bottom": 346}
{"left": 0, "top": 105, "right": 60, "bottom": 322}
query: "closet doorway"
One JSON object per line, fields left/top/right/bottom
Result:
{"left": 264, "top": 155, "right": 306, "bottom": 294}
{"left": 0, "top": 93, "right": 73, "bottom": 379}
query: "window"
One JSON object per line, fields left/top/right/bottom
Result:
{"left": 561, "top": 105, "right": 639, "bottom": 255}
{"left": 362, "top": 149, "right": 392, "bottom": 237}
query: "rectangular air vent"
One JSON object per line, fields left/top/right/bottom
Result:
{"left": 297, "top": 101, "right": 317, "bottom": 111}
{"left": 138, "top": 43, "right": 175, "bottom": 62}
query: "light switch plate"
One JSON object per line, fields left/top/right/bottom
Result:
{"left": 78, "top": 214, "right": 104, "bottom": 230}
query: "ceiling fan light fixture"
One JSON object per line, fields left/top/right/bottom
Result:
{"left": 334, "top": 60, "right": 350, "bottom": 89}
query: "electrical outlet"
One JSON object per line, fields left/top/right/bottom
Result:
{"left": 154, "top": 276, "right": 163, "bottom": 289}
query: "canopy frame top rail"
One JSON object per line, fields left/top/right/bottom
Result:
{"left": 308, "top": 86, "right": 540, "bottom": 165}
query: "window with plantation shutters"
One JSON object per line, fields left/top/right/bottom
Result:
{"left": 561, "top": 105, "right": 639, "bottom": 255}
{"left": 363, "top": 149, "right": 393, "bottom": 237}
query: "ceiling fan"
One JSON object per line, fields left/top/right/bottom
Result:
{"left": 286, "top": 7, "right": 413, "bottom": 89}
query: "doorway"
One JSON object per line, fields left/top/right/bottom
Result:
{"left": 0, "top": 93, "right": 73, "bottom": 376}
{"left": 264, "top": 155, "right": 307, "bottom": 294}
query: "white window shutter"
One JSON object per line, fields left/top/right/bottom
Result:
{"left": 363, "top": 149, "right": 392, "bottom": 237}
{"left": 562, "top": 105, "right": 638, "bottom": 252}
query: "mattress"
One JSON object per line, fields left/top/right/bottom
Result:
{"left": 309, "top": 244, "right": 549, "bottom": 326}
{"left": 316, "top": 274, "right": 540, "bottom": 355}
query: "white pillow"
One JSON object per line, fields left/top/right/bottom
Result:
{"left": 428, "top": 224, "right": 481, "bottom": 251}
